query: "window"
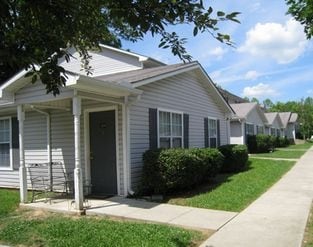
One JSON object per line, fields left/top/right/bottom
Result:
{"left": 158, "top": 110, "right": 183, "bottom": 148}
{"left": 0, "top": 118, "right": 11, "bottom": 168}
{"left": 246, "top": 123, "right": 254, "bottom": 136}
{"left": 208, "top": 118, "right": 217, "bottom": 148}
{"left": 271, "top": 128, "right": 276, "bottom": 136}
{"left": 256, "top": 125, "right": 264, "bottom": 134}
{"left": 277, "top": 129, "right": 281, "bottom": 137}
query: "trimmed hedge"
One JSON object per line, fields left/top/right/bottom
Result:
{"left": 247, "top": 134, "right": 275, "bottom": 153}
{"left": 247, "top": 134, "right": 290, "bottom": 153}
{"left": 275, "top": 136, "right": 290, "bottom": 147}
{"left": 140, "top": 148, "right": 224, "bottom": 195}
{"left": 218, "top": 144, "right": 249, "bottom": 173}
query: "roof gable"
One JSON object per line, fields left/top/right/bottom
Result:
{"left": 95, "top": 61, "right": 234, "bottom": 115}
{"left": 265, "top": 112, "right": 283, "bottom": 127}
{"left": 230, "top": 102, "right": 268, "bottom": 124}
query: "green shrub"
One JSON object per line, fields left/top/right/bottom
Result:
{"left": 218, "top": 144, "right": 249, "bottom": 173}
{"left": 275, "top": 136, "right": 290, "bottom": 147}
{"left": 247, "top": 134, "right": 277, "bottom": 153}
{"left": 140, "top": 148, "right": 224, "bottom": 195}
{"left": 190, "top": 148, "right": 224, "bottom": 178}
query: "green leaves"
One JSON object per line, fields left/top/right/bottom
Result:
{"left": 286, "top": 0, "right": 313, "bottom": 39}
{"left": 1, "top": 0, "right": 241, "bottom": 95}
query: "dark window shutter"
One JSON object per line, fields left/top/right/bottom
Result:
{"left": 204, "top": 117, "right": 209, "bottom": 147}
{"left": 11, "top": 117, "right": 20, "bottom": 170}
{"left": 217, "top": 119, "right": 221, "bottom": 147}
{"left": 244, "top": 123, "right": 247, "bottom": 144}
{"left": 183, "top": 114, "right": 189, "bottom": 148}
{"left": 12, "top": 117, "right": 19, "bottom": 149}
{"left": 149, "top": 108, "right": 158, "bottom": 150}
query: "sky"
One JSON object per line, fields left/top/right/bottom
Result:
{"left": 122, "top": 0, "right": 313, "bottom": 103}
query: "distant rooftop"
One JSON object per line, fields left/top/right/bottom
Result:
{"left": 218, "top": 88, "right": 248, "bottom": 104}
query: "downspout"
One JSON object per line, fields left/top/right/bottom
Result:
{"left": 124, "top": 95, "right": 141, "bottom": 196}
{"left": 30, "top": 106, "right": 52, "bottom": 189}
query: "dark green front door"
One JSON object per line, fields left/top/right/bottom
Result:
{"left": 89, "top": 110, "right": 117, "bottom": 195}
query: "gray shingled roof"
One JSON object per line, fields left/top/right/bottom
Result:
{"left": 264, "top": 112, "right": 279, "bottom": 125}
{"left": 230, "top": 102, "right": 258, "bottom": 119}
{"left": 218, "top": 88, "right": 248, "bottom": 104}
{"left": 278, "top": 112, "right": 291, "bottom": 128}
{"left": 290, "top": 113, "right": 298, "bottom": 123}
{"left": 94, "top": 62, "right": 198, "bottom": 85}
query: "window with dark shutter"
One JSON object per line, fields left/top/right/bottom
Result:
{"left": 217, "top": 119, "right": 221, "bottom": 147}
{"left": 204, "top": 118, "right": 209, "bottom": 147}
{"left": 149, "top": 108, "right": 158, "bottom": 150}
{"left": 183, "top": 114, "right": 189, "bottom": 148}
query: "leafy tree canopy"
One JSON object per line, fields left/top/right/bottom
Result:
{"left": 286, "top": 0, "right": 313, "bottom": 39}
{"left": 0, "top": 0, "right": 240, "bottom": 95}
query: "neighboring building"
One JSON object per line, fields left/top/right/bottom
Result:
{"left": 264, "top": 112, "right": 284, "bottom": 137}
{"left": 0, "top": 45, "right": 234, "bottom": 209}
{"left": 278, "top": 112, "right": 298, "bottom": 143}
{"left": 218, "top": 88, "right": 249, "bottom": 104}
{"left": 229, "top": 102, "right": 268, "bottom": 145}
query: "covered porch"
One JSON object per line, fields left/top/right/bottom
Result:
{"left": 0, "top": 73, "right": 142, "bottom": 211}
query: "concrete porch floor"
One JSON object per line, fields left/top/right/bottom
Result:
{"left": 21, "top": 196, "right": 237, "bottom": 231}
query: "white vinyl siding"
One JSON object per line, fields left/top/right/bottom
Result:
{"left": 0, "top": 118, "right": 11, "bottom": 169}
{"left": 129, "top": 71, "right": 229, "bottom": 187}
{"left": 208, "top": 118, "right": 217, "bottom": 148}
{"left": 158, "top": 110, "right": 183, "bottom": 148}
{"left": 59, "top": 49, "right": 143, "bottom": 77}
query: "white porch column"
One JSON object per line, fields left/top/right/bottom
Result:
{"left": 17, "top": 105, "right": 27, "bottom": 203}
{"left": 73, "top": 96, "right": 84, "bottom": 210}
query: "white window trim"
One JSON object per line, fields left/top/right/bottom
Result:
{"left": 208, "top": 116, "right": 218, "bottom": 148}
{"left": 256, "top": 125, "right": 264, "bottom": 134}
{"left": 0, "top": 116, "right": 13, "bottom": 171}
{"left": 245, "top": 122, "right": 255, "bottom": 136}
{"left": 157, "top": 108, "right": 184, "bottom": 148}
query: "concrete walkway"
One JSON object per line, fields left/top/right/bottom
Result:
{"left": 23, "top": 196, "right": 237, "bottom": 231}
{"left": 201, "top": 146, "right": 313, "bottom": 247}
{"left": 249, "top": 156, "right": 299, "bottom": 161}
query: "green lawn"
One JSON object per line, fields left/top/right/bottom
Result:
{"left": 250, "top": 150, "right": 306, "bottom": 159}
{"left": 287, "top": 142, "right": 313, "bottom": 150}
{"left": 0, "top": 189, "right": 19, "bottom": 217}
{"left": 0, "top": 189, "right": 202, "bottom": 247}
{"left": 166, "top": 159, "right": 295, "bottom": 212}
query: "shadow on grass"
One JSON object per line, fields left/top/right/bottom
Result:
{"left": 162, "top": 161, "right": 253, "bottom": 202}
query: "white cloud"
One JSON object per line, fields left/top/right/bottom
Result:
{"left": 307, "top": 89, "right": 313, "bottom": 94}
{"left": 245, "top": 70, "right": 259, "bottom": 80}
{"left": 242, "top": 83, "right": 278, "bottom": 98}
{"left": 208, "top": 47, "right": 227, "bottom": 60}
{"left": 239, "top": 18, "right": 308, "bottom": 64}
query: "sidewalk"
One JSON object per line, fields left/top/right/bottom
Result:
{"left": 24, "top": 196, "right": 237, "bottom": 231}
{"left": 201, "top": 146, "right": 313, "bottom": 247}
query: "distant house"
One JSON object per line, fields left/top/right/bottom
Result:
{"left": 229, "top": 102, "right": 268, "bottom": 145}
{"left": 264, "top": 112, "right": 284, "bottom": 137}
{"left": 218, "top": 88, "right": 249, "bottom": 104}
{"left": 0, "top": 45, "right": 234, "bottom": 210}
{"left": 278, "top": 112, "right": 298, "bottom": 143}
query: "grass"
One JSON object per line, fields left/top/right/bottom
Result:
{"left": 165, "top": 159, "right": 295, "bottom": 212}
{"left": 303, "top": 204, "right": 313, "bottom": 247}
{"left": 0, "top": 189, "right": 19, "bottom": 217}
{"left": 0, "top": 190, "right": 203, "bottom": 247}
{"left": 287, "top": 142, "right": 313, "bottom": 150}
{"left": 250, "top": 150, "right": 306, "bottom": 159}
